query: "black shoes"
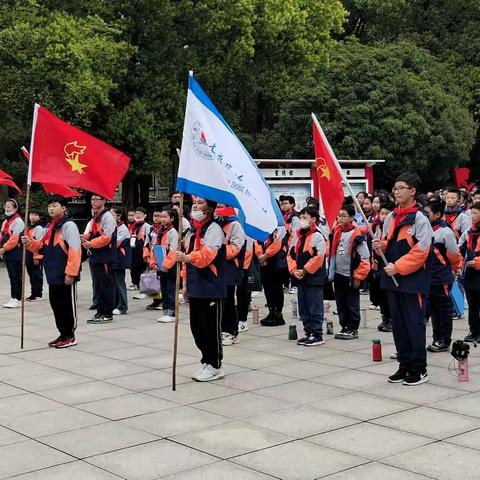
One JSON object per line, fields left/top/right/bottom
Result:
{"left": 260, "top": 313, "right": 285, "bottom": 327}
{"left": 427, "top": 340, "right": 450, "bottom": 352}
{"left": 464, "top": 332, "right": 479, "bottom": 343}
{"left": 377, "top": 319, "right": 392, "bottom": 332}
{"left": 334, "top": 329, "right": 358, "bottom": 340}
{"left": 388, "top": 366, "right": 429, "bottom": 386}
{"left": 388, "top": 365, "right": 409, "bottom": 383}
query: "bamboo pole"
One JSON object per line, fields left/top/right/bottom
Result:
{"left": 20, "top": 184, "right": 31, "bottom": 349}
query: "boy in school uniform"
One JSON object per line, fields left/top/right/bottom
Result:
{"left": 288, "top": 206, "right": 327, "bottom": 346}
{"left": 373, "top": 172, "right": 433, "bottom": 386}
{"left": 444, "top": 187, "right": 471, "bottom": 239}
{"left": 330, "top": 204, "right": 371, "bottom": 340}
{"left": 23, "top": 196, "right": 81, "bottom": 348}
{"left": 130, "top": 206, "right": 151, "bottom": 298}
{"left": 424, "top": 201, "right": 462, "bottom": 352}
{"left": 458, "top": 202, "right": 480, "bottom": 343}
{"left": 144, "top": 208, "right": 163, "bottom": 310}
{"left": 175, "top": 197, "right": 227, "bottom": 382}
{"left": 24, "top": 208, "right": 45, "bottom": 302}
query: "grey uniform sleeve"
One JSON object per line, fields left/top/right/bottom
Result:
{"left": 33, "top": 226, "right": 46, "bottom": 240}
{"left": 63, "top": 221, "right": 81, "bottom": 250}
{"left": 101, "top": 212, "right": 117, "bottom": 237}
{"left": 84, "top": 220, "right": 92, "bottom": 235}
{"left": 443, "top": 228, "right": 460, "bottom": 255}
{"left": 382, "top": 213, "right": 393, "bottom": 240}
{"left": 275, "top": 226, "right": 286, "bottom": 242}
{"left": 458, "top": 230, "right": 468, "bottom": 249}
{"left": 11, "top": 217, "right": 25, "bottom": 235}
{"left": 117, "top": 224, "right": 130, "bottom": 244}
{"left": 459, "top": 213, "right": 471, "bottom": 235}
{"left": 229, "top": 222, "right": 246, "bottom": 249}
{"left": 168, "top": 229, "right": 179, "bottom": 251}
{"left": 356, "top": 239, "right": 370, "bottom": 260}
{"left": 311, "top": 232, "right": 326, "bottom": 257}
{"left": 203, "top": 223, "right": 225, "bottom": 251}
{"left": 414, "top": 212, "right": 434, "bottom": 252}
{"left": 290, "top": 215, "right": 301, "bottom": 233}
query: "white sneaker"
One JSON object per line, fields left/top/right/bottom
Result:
{"left": 127, "top": 284, "right": 137, "bottom": 291}
{"left": 251, "top": 291, "right": 262, "bottom": 298}
{"left": 238, "top": 321, "right": 249, "bottom": 332}
{"left": 3, "top": 298, "right": 20, "bottom": 309}
{"left": 288, "top": 287, "right": 297, "bottom": 294}
{"left": 132, "top": 293, "right": 147, "bottom": 300}
{"left": 192, "top": 364, "right": 207, "bottom": 380}
{"left": 193, "top": 364, "right": 225, "bottom": 382}
{"left": 222, "top": 333, "right": 239, "bottom": 346}
{"left": 157, "top": 315, "right": 175, "bottom": 323}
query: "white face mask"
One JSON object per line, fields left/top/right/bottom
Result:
{"left": 4, "top": 210, "right": 15, "bottom": 217}
{"left": 191, "top": 210, "right": 207, "bottom": 222}
{"left": 299, "top": 219, "right": 310, "bottom": 229}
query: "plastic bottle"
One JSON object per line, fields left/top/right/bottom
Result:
{"left": 252, "top": 306, "right": 259, "bottom": 325}
{"left": 291, "top": 298, "right": 298, "bottom": 320}
{"left": 326, "top": 320, "right": 334, "bottom": 335}
{"left": 372, "top": 339, "right": 382, "bottom": 362}
{"left": 288, "top": 325, "right": 298, "bottom": 340}
{"left": 458, "top": 358, "right": 469, "bottom": 382}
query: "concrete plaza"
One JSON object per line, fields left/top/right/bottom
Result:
{"left": 0, "top": 265, "right": 480, "bottom": 479}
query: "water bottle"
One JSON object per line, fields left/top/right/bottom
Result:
{"left": 291, "top": 298, "right": 298, "bottom": 320}
{"left": 288, "top": 325, "right": 298, "bottom": 340}
{"left": 458, "top": 358, "right": 469, "bottom": 382}
{"left": 326, "top": 320, "right": 334, "bottom": 335}
{"left": 252, "top": 306, "right": 259, "bottom": 325}
{"left": 360, "top": 307, "right": 367, "bottom": 328}
{"left": 372, "top": 339, "right": 382, "bottom": 362}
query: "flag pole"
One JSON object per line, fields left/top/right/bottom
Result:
{"left": 311, "top": 113, "right": 399, "bottom": 287}
{"left": 172, "top": 148, "right": 184, "bottom": 391}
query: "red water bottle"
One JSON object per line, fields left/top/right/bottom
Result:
{"left": 372, "top": 339, "right": 382, "bottom": 362}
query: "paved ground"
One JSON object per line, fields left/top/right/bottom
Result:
{"left": 0, "top": 265, "right": 480, "bottom": 479}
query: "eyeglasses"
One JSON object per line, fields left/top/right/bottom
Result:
{"left": 91, "top": 198, "right": 103, "bottom": 202}
{"left": 391, "top": 186, "right": 412, "bottom": 194}
{"left": 337, "top": 214, "right": 350, "bottom": 218}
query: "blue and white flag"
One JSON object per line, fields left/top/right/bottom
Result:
{"left": 176, "top": 73, "right": 284, "bottom": 241}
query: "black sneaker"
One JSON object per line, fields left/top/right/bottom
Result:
{"left": 261, "top": 313, "right": 285, "bottom": 327}
{"left": 403, "top": 371, "right": 428, "bottom": 386}
{"left": 304, "top": 335, "right": 324, "bottom": 346}
{"left": 333, "top": 327, "right": 347, "bottom": 339}
{"left": 88, "top": 304, "right": 98, "bottom": 311}
{"left": 297, "top": 336, "right": 309, "bottom": 345}
{"left": 388, "top": 365, "right": 409, "bottom": 383}
{"left": 427, "top": 340, "right": 450, "bottom": 352}
{"left": 464, "top": 332, "right": 479, "bottom": 343}
{"left": 377, "top": 320, "right": 392, "bottom": 332}
{"left": 260, "top": 311, "right": 274, "bottom": 324}
{"left": 146, "top": 302, "right": 162, "bottom": 310}
{"left": 335, "top": 330, "right": 358, "bottom": 340}
{"left": 26, "top": 295, "right": 43, "bottom": 302}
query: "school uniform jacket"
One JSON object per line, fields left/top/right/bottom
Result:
{"left": 380, "top": 207, "right": 433, "bottom": 294}
{"left": 218, "top": 217, "right": 246, "bottom": 286}
{"left": 430, "top": 220, "right": 461, "bottom": 285}
{"left": 28, "top": 216, "right": 81, "bottom": 285}
{"left": 287, "top": 226, "right": 327, "bottom": 286}
{"left": 112, "top": 223, "right": 131, "bottom": 270}
{"left": 283, "top": 211, "right": 300, "bottom": 249}
{"left": 25, "top": 224, "right": 45, "bottom": 265}
{"left": 184, "top": 220, "right": 227, "bottom": 299}
{"left": 149, "top": 226, "right": 179, "bottom": 275}
{"left": 143, "top": 224, "right": 161, "bottom": 263}
{"left": 459, "top": 225, "right": 480, "bottom": 291}
{"left": 83, "top": 209, "right": 117, "bottom": 264}
{"left": 129, "top": 221, "right": 150, "bottom": 262}
{"left": 255, "top": 226, "right": 287, "bottom": 270}
{"left": 444, "top": 208, "right": 471, "bottom": 239}
{"left": 0, "top": 214, "right": 25, "bottom": 261}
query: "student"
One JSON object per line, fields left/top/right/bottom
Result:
{"left": 362, "top": 197, "right": 374, "bottom": 223}
{"left": 24, "top": 208, "right": 45, "bottom": 302}
{"left": 330, "top": 204, "right": 371, "bottom": 339}
{"left": 150, "top": 207, "right": 179, "bottom": 323}
{"left": 288, "top": 206, "right": 327, "bottom": 346}
{"left": 215, "top": 205, "right": 246, "bottom": 345}
{"left": 110, "top": 207, "right": 131, "bottom": 315}
{"left": 23, "top": 196, "right": 81, "bottom": 348}
{"left": 257, "top": 225, "right": 288, "bottom": 326}
{"left": 424, "top": 201, "right": 462, "bottom": 351}
{"left": 444, "top": 187, "right": 471, "bottom": 239}
{"left": 1, "top": 198, "right": 24, "bottom": 308}
{"left": 175, "top": 197, "right": 227, "bottom": 382}
{"left": 130, "top": 206, "right": 151, "bottom": 298}
{"left": 81, "top": 195, "right": 117, "bottom": 324}
{"left": 370, "top": 201, "right": 394, "bottom": 332}
{"left": 127, "top": 210, "right": 136, "bottom": 234}
{"left": 459, "top": 202, "right": 480, "bottom": 343}
{"left": 144, "top": 208, "right": 163, "bottom": 310}
{"left": 373, "top": 172, "right": 433, "bottom": 386}
{"left": 237, "top": 236, "right": 254, "bottom": 333}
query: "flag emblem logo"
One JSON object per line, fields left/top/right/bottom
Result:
{"left": 190, "top": 121, "right": 216, "bottom": 160}
{"left": 64, "top": 141, "right": 87, "bottom": 174}
{"left": 316, "top": 157, "right": 331, "bottom": 181}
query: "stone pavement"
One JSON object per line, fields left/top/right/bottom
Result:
{"left": 1, "top": 265, "right": 480, "bottom": 480}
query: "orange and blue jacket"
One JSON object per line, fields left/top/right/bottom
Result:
{"left": 430, "top": 220, "right": 461, "bottom": 285}
{"left": 148, "top": 225, "right": 179, "bottom": 275}
{"left": 28, "top": 216, "right": 81, "bottom": 285}
{"left": 218, "top": 217, "right": 246, "bottom": 286}
{"left": 459, "top": 225, "right": 480, "bottom": 291}
{"left": 83, "top": 209, "right": 117, "bottom": 264}
{"left": 0, "top": 214, "right": 24, "bottom": 261}
{"left": 255, "top": 226, "right": 287, "bottom": 269}
{"left": 287, "top": 225, "right": 327, "bottom": 286}
{"left": 380, "top": 207, "right": 433, "bottom": 294}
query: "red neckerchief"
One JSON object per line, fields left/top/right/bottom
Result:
{"left": 1, "top": 213, "right": 20, "bottom": 233}
{"left": 127, "top": 221, "right": 136, "bottom": 234}
{"left": 431, "top": 220, "right": 446, "bottom": 232}
{"left": 331, "top": 223, "right": 355, "bottom": 256}
{"left": 134, "top": 220, "right": 145, "bottom": 235}
{"left": 91, "top": 209, "right": 108, "bottom": 236}
{"left": 295, "top": 224, "right": 317, "bottom": 258}
{"left": 158, "top": 224, "right": 173, "bottom": 246}
{"left": 283, "top": 211, "right": 294, "bottom": 223}
{"left": 192, "top": 219, "right": 208, "bottom": 250}
{"left": 42, "top": 215, "right": 64, "bottom": 245}
{"left": 389, "top": 204, "right": 419, "bottom": 239}
{"left": 151, "top": 222, "right": 162, "bottom": 235}
{"left": 467, "top": 223, "right": 480, "bottom": 251}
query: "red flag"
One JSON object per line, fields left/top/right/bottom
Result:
{"left": 0, "top": 169, "right": 23, "bottom": 195}
{"left": 453, "top": 167, "right": 473, "bottom": 190}
{"left": 21, "top": 147, "right": 80, "bottom": 198}
{"left": 312, "top": 117, "right": 344, "bottom": 229}
{"left": 29, "top": 105, "right": 130, "bottom": 200}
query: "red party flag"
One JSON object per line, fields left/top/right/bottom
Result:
{"left": 312, "top": 115, "right": 344, "bottom": 229}
{"left": 29, "top": 105, "right": 130, "bottom": 200}
{"left": 0, "top": 169, "right": 23, "bottom": 195}
{"left": 21, "top": 147, "right": 80, "bottom": 198}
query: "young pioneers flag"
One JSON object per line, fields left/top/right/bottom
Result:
{"left": 312, "top": 114, "right": 344, "bottom": 230}
{"left": 28, "top": 105, "right": 130, "bottom": 200}
{"left": 21, "top": 147, "right": 80, "bottom": 198}
{"left": 176, "top": 73, "right": 283, "bottom": 241}
{"left": 0, "top": 168, "right": 22, "bottom": 195}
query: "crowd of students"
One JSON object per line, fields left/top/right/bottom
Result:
{"left": 1, "top": 172, "right": 480, "bottom": 385}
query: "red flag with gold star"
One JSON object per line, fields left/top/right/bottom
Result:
{"left": 29, "top": 105, "right": 130, "bottom": 200}
{"left": 312, "top": 118, "right": 344, "bottom": 230}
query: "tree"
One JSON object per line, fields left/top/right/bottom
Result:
{"left": 254, "top": 41, "right": 477, "bottom": 189}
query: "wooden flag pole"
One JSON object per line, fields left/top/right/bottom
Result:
{"left": 172, "top": 191, "right": 184, "bottom": 391}
{"left": 20, "top": 183, "right": 31, "bottom": 349}
{"left": 311, "top": 113, "right": 399, "bottom": 287}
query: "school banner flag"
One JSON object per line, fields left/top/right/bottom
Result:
{"left": 28, "top": 105, "right": 130, "bottom": 200}
{"left": 21, "top": 147, "right": 80, "bottom": 198}
{"left": 176, "top": 73, "right": 283, "bottom": 241}
{"left": 312, "top": 114, "right": 344, "bottom": 230}
{"left": 0, "top": 168, "right": 22, "bottom": 194}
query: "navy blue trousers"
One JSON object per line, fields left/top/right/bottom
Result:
{"left": 297, "top": 284, "right": 324, "bottom": 337}
{"left": 429, "top": 284, "right": 453, "bottom": 344}
{"left": 388, "top": 291, "right": 427, "bottom": 373}
{"left": 334, "top": 274, "right": 360, "bottom": 331}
